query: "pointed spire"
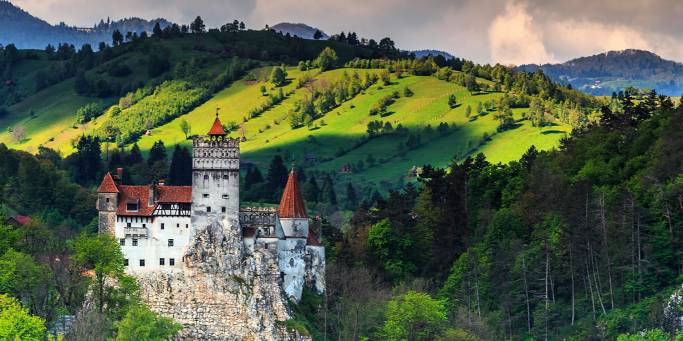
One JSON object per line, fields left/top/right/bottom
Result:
{"left": 97, "top": 172, "right": 119, "bottom": 193}
{"left": 278, "top": 168, "right": 307, "bottom": 218}
{"left": 207, "top": 108, "right": 226, "bottom": 136}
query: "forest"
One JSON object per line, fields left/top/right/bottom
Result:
{"left": 0, "top": 15, "right": 680, "bottom": 341}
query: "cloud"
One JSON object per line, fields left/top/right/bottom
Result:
{"left": 10, "top": 0, "right": 683, "bottom": 64}
{"left": 488, "top": 1, "right": 554, "bottom": 65}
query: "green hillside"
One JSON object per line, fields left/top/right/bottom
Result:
{"left": 0, "top": 31, "right": 591, "bottom": 193}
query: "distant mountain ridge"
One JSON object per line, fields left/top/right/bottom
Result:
{"left": 271, "top": 22, "right": 328, "bottom": 40}
{"left": 411, "top": 49, "right": 455, "bottom": 60}
{"left": 0, "top": 1, "right": 170, "bottom": 49}
{"left": 517, "top": 49, "right": 683, "bottom": 95}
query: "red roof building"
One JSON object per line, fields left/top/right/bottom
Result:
{"left": 278, "top": 170, "right": 308, "bottom": 219}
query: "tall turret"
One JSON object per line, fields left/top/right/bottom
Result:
{"left": 278, "top": 168, "right": 309, "bottom": 238}
{"left": 191, "top": 113, "right": 241, "bottom": 228}
{"left": 96, "top": 171, "right": 119, "bottom": 234}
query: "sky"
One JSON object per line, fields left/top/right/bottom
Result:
{"left": 11, "top": 0, "right": 683, "bottom": 65}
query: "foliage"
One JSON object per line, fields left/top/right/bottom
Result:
{"left": 114, "top": 304, "right": 182, "bottom": 340}
{"left": 0, "top": 294, "right": 46, "bottom": 341}
{"left": 316, "top": 47, "right": 339, "bottom": 72}
{"left": 270, "top": 66, "right": 288, "bottom": 87}
{"left": 75, "top": 102, "right": 107, "bottom": 124}
{"left": 381, "top": 291, "right": 448, "bottom": 341}
{"left": 97, "top": 81, "right": 211, "bottom": 145}
{"left": 71, "top": 233, "right": 128, "bottom": 313}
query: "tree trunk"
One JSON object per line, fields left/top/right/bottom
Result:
{"left": 597, "top": 191, "right": 615, "bottom": 310}
{"left": 522, "top": 256, "right": 532, "bottom": 333}
{"left": 545, "top": 244, "right": 550, "bottom": 341}
{"left": 570, "top": 246, "right": 576, "bottom": 325}
{"left": 585, "top": 258, "right": 596, "bottom": 320}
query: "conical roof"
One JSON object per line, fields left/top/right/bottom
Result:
{"left": 208, "top": 114, "right": 226, "bottom": 136}
{"left": 278, "top": 170, "right": 307, "bottom": 218}
{"left": 97, "top": 172, "right": 119, "bottom": 193}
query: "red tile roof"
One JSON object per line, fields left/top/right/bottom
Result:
{"left": 208, "top": 115, "right": 226, "bottom": 136}
{"left": 117, "top": 186, "right": 155, "bottom": 216}
{"left": 13, "top": 215, "right": 32, "bottom": 225}
{"left": 97, "top": 172, "right": 119, "bottom": 193}
{"left": 116, "top": 184, "right": 192, "bottom": 216}
{"left": 278, "top": 170, "right": 307, "bottom": 218}
{"left": 157, "top": 186, "right": 192, "bottom": 203}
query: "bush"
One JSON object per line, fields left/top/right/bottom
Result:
{"left": 75, "top": 102, "right": 107, "bottom": 124}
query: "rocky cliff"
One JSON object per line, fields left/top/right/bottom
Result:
{"left": 136, "top": 217, "right": 310, "bottom": 340}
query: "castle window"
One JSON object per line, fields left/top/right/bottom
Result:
{"left": 176, "top": 223, "right": 180, "bottom": 228}
{"left": 161, "top": 223, "right": 164, "bottom": 230}
{"left": 106, "top": 198, "right": 110, "bottom": 203}
{"left": 207, "top": 207, "right": 211, "bottom": 213}
{"left": 222, "top": 194, "right": 228, "bottom": 199}
{"left": 223, "top": 175, "right": 229, "bottom": 179}
{"left": 126, "top": 202, "right": 138, "bottom": 211}
{"left": 139, "top": 259, "right": 145, "bottom": 267}
{"left": 124, "top": 259, "right": 129, "bottom": 266}
{"left": 169, "top": 258, "right": 175, "bottom": 266}
{"left": 127, "top": 222, "right": 131, "bottom": 228}
{"left": 204, "top": 175, "right": 209, "bottom": 179}
{"left": 132, "top": 239, "right": 138, "bottom": 246}
{"left": 120, "top": 239, "right": 125, "bottom": 246}
{"left": 168, "top": 239, "right": 174, "bottom": 247}
{"left": 142, "top": 223, "right": 146, "bottom": 228}
{"left": 264, "top": 243, "right": 269, "bottom": 250}
{"left": 203, "top": 194, "right": 209, "bottom": 198}
{"left": 186, "top": 224, "right": 189, "bottom": 228}
{"left": 221, "top": 207, "right": 226, "bottom": 213}
{"left": 159, "top": 258, "right": 165, "bottom": 266}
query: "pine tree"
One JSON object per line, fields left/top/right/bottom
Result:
{"left": 346, "top": 182, "right": 358, "bottom": 210}
{"left": 304, "top": 176, "right": 320, "bottom": 203}
{"left": 111, "top": 30, "right": 123, "bottom": 46}
{"left": 321, "top": 174, "right": 337, "bottom": 205}
{"left": 313, "top": 30, "right": 322, "bottom": 40}
{"left": 267, "top": 155, "right": 288, "bottom": 190}
{"left": 152, "top": 22, "right": 163, "bottom": 38}
{"left": 190, "top": 16, "right": 205, "bottom": 33}
{"left": 74, "top": 136, "right": 101, "bottom": 185}
{"left": 168, "top": 145, "right": 192, "bottom": 185}
{"left": 244, "top": 167, "right": 264, "bottom": 190}
{"left": 147, "top": 140, "right": 167, "bottom": 166}
{"left": 126, "top": 144, "right": 143, "bottom": 165}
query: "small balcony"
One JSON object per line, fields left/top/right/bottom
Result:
{"left": 124, "top": 227, "right": 148, "bottom": 238}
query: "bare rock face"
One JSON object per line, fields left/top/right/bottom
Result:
{"left": 136, "top": 217, "right": 310, "bottom": 340}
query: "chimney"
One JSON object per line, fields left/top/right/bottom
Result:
{"left": 148, "top": 181, "right": 156, "bottom": 206}
{"left": 116, "top": 168, "right": 124, "bottom": 185}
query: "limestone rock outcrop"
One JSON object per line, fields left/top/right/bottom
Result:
{"left": 137, "top": 217, "right": 311, "bottom": 340}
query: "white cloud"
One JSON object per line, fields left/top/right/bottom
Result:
{"left": 488, "top": 1, "right": 554, "bottom": 65}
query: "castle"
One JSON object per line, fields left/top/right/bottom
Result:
{"left": 96, "top": 115, "right": 325, "bottom": 301}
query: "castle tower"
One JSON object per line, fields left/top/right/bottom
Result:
{"left": 96, "top": 172, "right": 119, "bottom": 234}
{"left": 278, "top": 169, "right": 309, "bottom": 238}
{"left": 277, "top": 168, "right": 310, "bottom": 300}
{"left": 191, "top": 114, "right": 241, "bottom": 228}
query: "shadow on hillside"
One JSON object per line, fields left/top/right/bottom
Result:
{"left": 541, "top": 130, "right": 565, "bottom": 135}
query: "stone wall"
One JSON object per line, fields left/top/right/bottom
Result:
{"left": 136, "top": 217, "right": 311, "bottom": 340}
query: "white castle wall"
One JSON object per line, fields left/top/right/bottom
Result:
{"left": 279, "top": 218, "right": 309, "bottom": 239}
{"left": 277, "top": 238, "right": 308, "bottom": 300}
{"left": 115, "top": 215, "right": 191, "bottom": 273}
